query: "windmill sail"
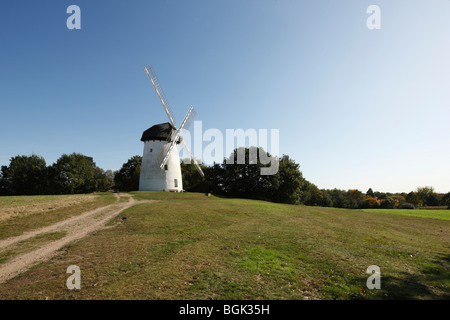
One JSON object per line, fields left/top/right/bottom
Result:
{"left": 180, "top": 139, "right": 205, "bottom": 177}
{"left": 158, "top": 106, "right": 196, "bottom": 169}
{"left": 144, "top": 65, "right": 177, "bottom": 128}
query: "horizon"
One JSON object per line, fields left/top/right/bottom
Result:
{"left": 1, "top": 0, "right": 449, "bottom": 194}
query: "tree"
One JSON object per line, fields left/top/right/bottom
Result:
{"left": 441, "top": 192, "right": 450, "bottom": 208}
{"left": 302, "top": 181, "right": 323, "bottom": 206}
{"left": 405, "top": 191, "right": 420, "bottom": 207}
{"left": 362, "top": 197, "right": 380, "bottom": 208}
{"left": 218, "top": 147, "right": 275, "bottom": 201}
{"left": 391, "top": 195, "right": 405, "bottom": 208}
{"left": 95, "top": 168, "right": 115, "bottom": 192}
{"left": 0, "top": 166, "right": 11, "bottom": 195}
{"left": 366, "top": 188, "right": 375, "bottom": 197}
{"left": 375, "top": 192, "right": 388, "bottom": 200}
{"left": 272, "top": 155, "right": 303, "bottom": 204}
{"left": 0, "top": 155, "right": 48, "bottom": 195}
{"left": 380, "top": 197, "right": 395, "bottom": 209}
{"left": 321, "top": 190, "right": 333, "bottom": 207}
{"left": 50, "top": 153, "right": 99, "bottom": 194}
{"left": 203, "top": 163, "right": 225, "bottom": 194}
{"left": 114, "top": 156, "right": 142, "bottom": 191}
{"left": 426, "top": 193, "right": 440, "bottom": 206}
{"left": 180, "top": 158, "right": 208, "bottom": 192}
{"left": 325, "top": 189, "right": 349, "bottom": 208}
{"left": 347, "top": 189, "right": 365, "bottom": 209}
{"left": 416, "top": 186, "right": 437, "bottom": 206}
{"left": 199, "top": 147, "right": 303, "bottom": 204}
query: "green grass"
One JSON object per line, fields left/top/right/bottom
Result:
{"left": 130, "top": 191, "right": 218, "bottom": 201}
{"left": 0, "top": 232, "right": 67, "bottom": 264}
{"left": 0, "top": 192, "right": 448, "bottom": 300}
{"left": 362, "top": 209, "right": 450, "bottom": 220}
{"left": 0, "top": 193, "right": 116, "bottom": 240}
{"left": 0, "top": 194, "right": 72, "bottom": 208}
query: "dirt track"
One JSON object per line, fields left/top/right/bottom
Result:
{"left": 0, "top": 193, "right": 155, "bottom": 284}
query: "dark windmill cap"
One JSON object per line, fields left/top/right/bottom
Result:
{"left": 140, "top": 122, "right": 181, "bottom": 143}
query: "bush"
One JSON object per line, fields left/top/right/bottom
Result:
{"left": 362, "top": 197, "right": 380, "bottom": 209}
{"left": 380, "top": 197, "right": 395, "bottom": 209}
{"left": 399, "top": 202, "right": 415, "bottom": 210}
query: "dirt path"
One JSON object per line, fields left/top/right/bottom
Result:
{"left": 0, "top": 193, "right": 155, "bottom": 284}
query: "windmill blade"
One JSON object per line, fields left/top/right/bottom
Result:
{"left": 178, "top": 106, "right": 196, "bottom": 132}
{"left": 157, "top": 133, "right": 180, "bottom": 170}
{"left": 180, "top": 139, "right": 205, "bottom": 177}
{"left": 158, "top": 107, "right": 196, "bottom": 169}
{"left": 157, "top": 142, "right": 170, "bottom": 167}
{"left": 182, "top": 107, "right": 196, "bottom": 131}
{"left": 177, "top": 106, "right": 204, "bottom": 177}
{"left": 144, "top": 65, "right": 177, "bottom": 128}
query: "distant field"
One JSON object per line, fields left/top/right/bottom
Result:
{"left": 0, "top": 192, "right": 448, "bottom": 300}
{"left": 0, "top": 194, "right": 96, "bottom": 221}
{"left": 362, "top": 209, "right": 450, "bottom": 221}
{"left": 0, "top": 193, "right": 116, "bottom": 239}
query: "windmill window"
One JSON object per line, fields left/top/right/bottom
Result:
{"left": 150, "top": 148, "right": 153, "bottom": 152}
{"left": 164, "top": 165, "right": 168, "bottom": 171}
{"left": 174, "top": 179, "right": 178, "bottom": 188}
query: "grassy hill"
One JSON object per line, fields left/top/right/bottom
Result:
{"left": 0, "top": 192, "right": 448, "bottom": 299}
{"left": 0, "top": 193, "right": 116, "bottom": 240}
{"left": 361, "top": 208, "right": 450, "bottom": 221}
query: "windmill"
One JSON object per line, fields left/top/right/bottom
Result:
{"left": 139, "top": 65, "right": 204, "bottom": 192}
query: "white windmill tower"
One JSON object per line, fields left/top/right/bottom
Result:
{"left": 139, "top": 65, "right": 204, "bottom": 192}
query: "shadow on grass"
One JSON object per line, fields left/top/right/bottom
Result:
{"left": 373, "top": 252, "right": 450, "bottom": 300}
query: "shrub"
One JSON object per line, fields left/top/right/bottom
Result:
{"left": 362, "top": 197, "right": 380, "bottom": 208}
{"left": 399, "top": 202, "right": 415, "bottom": 210}
{"left": 380, "top": 197, "right": 395, "bottom": 209}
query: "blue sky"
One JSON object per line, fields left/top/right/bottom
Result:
{"left": 1, "top": 0, "right": 449, "bottom": 193}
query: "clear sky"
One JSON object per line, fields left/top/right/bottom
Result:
{"left": 1, "top": 0, "right": 449, "bottom": 193}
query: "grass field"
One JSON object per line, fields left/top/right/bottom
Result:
{"left": 0, "top": 232, "right": 66, "bottom": 265}
{"left": 0, "top": 193, "right": 116, "bottom": 240}
{"left": 361, "top": 208, "right": 450, "bottom": 221}
{"left": 0, "top": 192, "right": 448, "bottom": 300}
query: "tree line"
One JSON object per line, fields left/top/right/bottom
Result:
{"left": 111, "top": 147, "right": 450, "bottom": 209}
{"left": 1, "top": 149, "right": 449, "bottom": 210}
{"left": 180, "top": 148, "right": 450, "bottom": 209}
{"left": 0, "top": 152, "right": 141, "bottom": 196}
{"left": 182, "top": 147, "right": 304, "bottom": 204}
{"left": 300, "top": 185, "right": 450, "bottom": 209}
{"left": 0, "top": 153, "right": 114, "bottom": 195}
